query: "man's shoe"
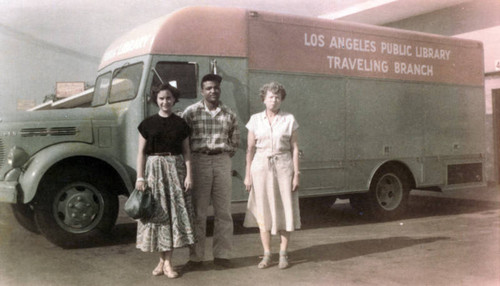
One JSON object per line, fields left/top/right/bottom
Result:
{"left": 182, "top": 260, "right": 203, "bottom": 272}
{"left": 213, "top": 258, "right": 232, "bottom": 269}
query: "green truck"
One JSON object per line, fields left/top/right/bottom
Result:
{"left": 0, "top": 6, "right": 485, "bottom": 247}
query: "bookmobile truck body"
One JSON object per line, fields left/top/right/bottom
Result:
{"left": 0, "top": 7, "right": 485, "bottom": 247}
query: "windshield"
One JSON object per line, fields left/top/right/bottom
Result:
{"left": 109, "top": 63, "right": 144, "bottom": 103}
{"left": 92, "top": 63, "right": 144, "bottom": 106}
{"left": 91, "top": 72, "right": 111, "bottom": 107}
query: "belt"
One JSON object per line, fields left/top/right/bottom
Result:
{"left": 194, "top": 150, "right": 224, "bottom": 155}
{"left": 149, "top": 152, "right": 180, "bottom": 156}
{"left": 265, "top": 153, "right": 289, "bottom": 177}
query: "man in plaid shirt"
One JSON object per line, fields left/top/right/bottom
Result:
{"left": 182, "top": 74, "right": 240, "bottom": 270}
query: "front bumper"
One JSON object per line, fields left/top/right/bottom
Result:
{"left": 0, "top": 168, "right": 22, "bottom": 203}
{"left": 0, "top": 181, "right": 18, "bottom": 203}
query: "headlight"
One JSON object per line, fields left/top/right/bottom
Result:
{"left": 7, "top": 146, "right": 30, "bottom": 168}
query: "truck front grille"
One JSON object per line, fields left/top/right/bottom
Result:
{"left": 20, "top": 127, "right": 77, "bottom": 137}
{"left": 49, "top": 127, "right": 77, "bottom": 136}
{"left": 21, "top": 128, "right": 48, "bottom": 137}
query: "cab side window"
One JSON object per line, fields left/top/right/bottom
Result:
{"left": 150, "top": 62, "right": 197, "bottom": 99}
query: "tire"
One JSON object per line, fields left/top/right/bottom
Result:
{"left": 34, "top": 166, "right": 119, "bottom": 248}
{"left": 11, "top": 203, "right": 40, "bottom": 234}
{"left": 365, "top": 165, "right": 410, "bottom": 220}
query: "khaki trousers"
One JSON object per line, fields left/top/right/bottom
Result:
{"left": 190, "top": 153, "right": 233, "bottom": 261}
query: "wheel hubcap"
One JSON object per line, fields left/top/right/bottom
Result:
{"left": 53, "top": 182, "right": 104, "bottom": 233}
{"left": 375, "top": 173, "right": 403, "bottom": 211}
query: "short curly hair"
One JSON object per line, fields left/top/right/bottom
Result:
{"left": 150, "top": 83, "right": 181, "bottom": 104}
{"left": 259, "top": 82, "right": 287, "bottom": 101}
{"left": 201, "top": 74, "right": 222, "bottom": 88}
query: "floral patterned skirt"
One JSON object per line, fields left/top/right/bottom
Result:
{"left": 136, "top": 155, "right": 196, "bottom": 252}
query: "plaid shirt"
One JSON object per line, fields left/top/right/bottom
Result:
{"left": 182, "top": 100, "right": 240, "bottom": 155}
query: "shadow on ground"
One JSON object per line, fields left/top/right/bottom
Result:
{"left": 177, "top": 236, "right": 449, "bottom": 272}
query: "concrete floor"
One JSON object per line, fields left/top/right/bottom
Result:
{"left": 0, "top": 186, "right": 499, "bottom": 286}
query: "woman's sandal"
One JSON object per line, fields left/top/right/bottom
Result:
{"left": 152, "top": 261, "right": 164, "bottom": 276}
{"left": 278, "top": 251, "right": 289, "bottom": 269}
{"left": 258, "top": 252, "right": 272, "bottom": 269}
{"left": 163, "top": 264, "right": 179, "bottom": 279}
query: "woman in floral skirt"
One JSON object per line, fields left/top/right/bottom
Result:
{"left": 135, "top": 83, "right": 195, "bottom": 278}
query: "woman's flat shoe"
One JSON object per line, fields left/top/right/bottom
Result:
{"left": 258, "top": 253, "right": 272, "bottom": 269}
{"left": 163, "top": 264, "right": 179, "bottom": 279}
{"left": 152, "top": 261, "right": 164, "bottom": 276}
{"left": 279, "top": 252, "right": 289, "bottom": 269}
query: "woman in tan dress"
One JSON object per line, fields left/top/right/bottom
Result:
{"left": 243, "top": 82, "right": 301, "bottom": 269}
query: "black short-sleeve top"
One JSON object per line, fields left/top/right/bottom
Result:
{"left": 138, "top": 113, "right": 190, "bottom": 155}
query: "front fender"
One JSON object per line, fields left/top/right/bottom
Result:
{"left": 19, "top": 142, "right": 133, "bottom": 203}
{"left": 366, "top": 160, "right": 417, "bottom": 190}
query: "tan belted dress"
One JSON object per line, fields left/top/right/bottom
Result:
{"left": 243, "top": 110, "right": 301, "bottom": 235}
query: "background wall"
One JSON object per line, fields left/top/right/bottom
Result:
{"left": 0, "top": 26, "right": 98, "bottom": 111}
{"left": 385, "top": 0, "right": 500, "bottom": 36}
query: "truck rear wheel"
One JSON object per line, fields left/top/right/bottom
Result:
{"left": 11, "top": 203, "right": 40, "bottom": 234}
{"left": 34, "top": 166, "right": 118, "bottom": 248}
{"left": 365, "top": 165, "right": 410, "bottom": 220}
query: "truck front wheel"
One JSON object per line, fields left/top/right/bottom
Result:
{"left": 34, "top": 167, "right": 118, "bottom": 248}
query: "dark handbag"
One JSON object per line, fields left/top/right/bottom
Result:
{"left": 124, "top": 188, "right": 154, "bottom": 220}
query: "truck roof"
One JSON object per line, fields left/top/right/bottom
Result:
{"left": 99, "top": 6, "right": 484, "bottom": 86}
{"left": 99, "top": 7, "right": 248, "bottom": 70}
